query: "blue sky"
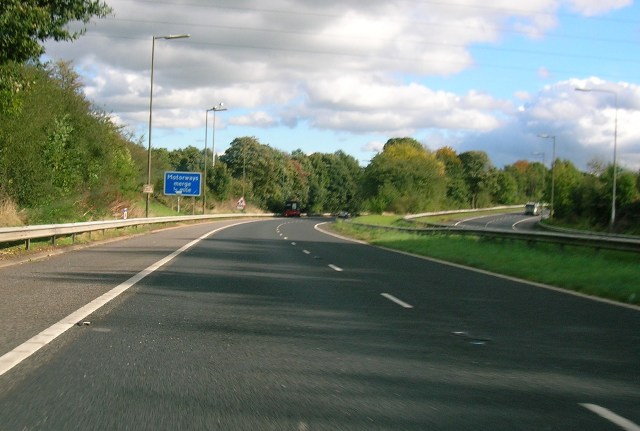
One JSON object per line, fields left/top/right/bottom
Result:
{"left": 43, "top": 0, "right": 640, "bottom": 171}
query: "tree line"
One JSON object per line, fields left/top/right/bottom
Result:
{"left": 1, "top": 60, "right": 639, "bottom": 232}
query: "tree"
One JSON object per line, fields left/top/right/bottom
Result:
{"left": 363, "top": 138, "right": 446, "bottom": 213}
{"left": 0, "top": 62, "right": 138, "bottom": 221}
{"left": 208, "top": 162, "right": 232, "bottom": 202}
{"left": 551, "top": 160, "right": 583, "bottom": 219}
{"left": 459, "top": 151, "right": 492, "bottom": 208}
{"left": 169, "top": 146, "right": 203, "bottom": 173}
{"left": 0, "top": 0, "right": 112, "bottom": 65}
{"left": 436, "top": 147, "right": 469, "bottom": 208}
{"left": 493, "top": 171, "right": 519, "bottom": 204}
{"left": 0, "top": 0, "right": 111, "bottom": 113}
{"left": 219, "top": 137, "right": 289, "bottom": 210}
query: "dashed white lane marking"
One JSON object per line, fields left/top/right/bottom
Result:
{"left": 381, "top": 293, "right": 414, "bottom": 309}
{"left": 291, "top": 242, "right": 296, "bottom": 245}
{"left": 328, "top": 264, "right": 343, "bottom": 272}
{"left": 303, "top": 250, "right": 311, "bottom": 255}
{"left": 580, "top": 404, "right": 640, "bottom": 431}
{"left": 0, "top": 220, "right": 259, "bottom": 377}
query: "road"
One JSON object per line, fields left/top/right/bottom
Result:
{"left": 451, "top": 211, "right": 542, "bottom": 231}
{"left": 1, "top": 218, "right": 639, "bottom": 430}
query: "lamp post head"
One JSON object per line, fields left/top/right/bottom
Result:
{"left": 575, "top": 87, "right": 617, "bottom": 98}
{"left": 537, "top": 134, "right": 554, "bottom": 139}
{"left": 161, "top": 34, "right": 190, "bottom": 40}
{"left": 207, "top": 103, "right": 227, "bottom": 112}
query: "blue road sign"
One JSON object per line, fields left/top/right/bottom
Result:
{"left": 163, "top": 171, "right": 202, "bottom": 197}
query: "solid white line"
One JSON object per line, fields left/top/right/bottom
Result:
{"left": 512, "top": 216, "right": 539, "bottom": 230}
{"left": 0, "top": 220, "right": 257, "bottom": 377}
{"left": 313, "top": 223, "right": 640, "bottom": 312}
{"left": 454, "top": 214, "right": 491, "bottom": 226}
{"left": 580, "top": 404, "right": 640, "bottom": 431}
{"left": 328, "top": 264, "right": 343, "bottom": 272}
{"left": 381, "top": 293, "right": 414, "bottom": 309}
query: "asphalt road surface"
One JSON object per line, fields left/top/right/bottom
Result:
{"left": 1, "top": 218, "right": 638, "bottom": 430}
{"left": 451, "top": 211, "right": 542, "bottom": 231}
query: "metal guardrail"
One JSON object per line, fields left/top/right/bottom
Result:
{"left": 3, "top": 208, "right": 638, "bottom": 253}
{"left": 403, "top": 205, "right": 524, "bottom": 220}
{"left": 0, "top": 213, "right": 274, "bottom": 249}
{"left": 348, "top": 221, "right": 640, "bottom": 254}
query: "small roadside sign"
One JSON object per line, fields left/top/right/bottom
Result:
{"left": 143, "top": 184, "right": 154, "bottom": 194}
{"left": 163, "top": 171, "right": 202, "bottom": 197}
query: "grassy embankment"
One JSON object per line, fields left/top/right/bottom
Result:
{"left": 332, "top": 214, "right": 639, "bottom": 306}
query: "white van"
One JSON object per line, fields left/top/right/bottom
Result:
{"left": 524, "top": 202, "right": 541, "bottom": 216}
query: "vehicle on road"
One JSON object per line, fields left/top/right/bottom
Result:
{"left": 524, "top": 202, "right": 541, "bottom": 216}
{"left": 337, "top": 211, "right": 351, "bottom": 219}
{"left": 283, "top": 200, "right": 301, "bottom": 217}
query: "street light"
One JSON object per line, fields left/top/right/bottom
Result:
{"left": 203, "top": 107, "right": 214, "bottom": 214}
{"left": 575, "top": 87, "right": 618, "bottom": 229}
{"left": 202, "top": 103, "right": 226, "bottom": 213}
{"left": 145, "top": 33, "right": 190, "bottom": 217}
{"left": 211, "top": 103, "right": 227, "bottom": 167}
{"left": 537, "top": 134, "right": 556, "bottom": 219}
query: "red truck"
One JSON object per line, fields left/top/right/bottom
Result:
{"left": 283, "top": 201, "right": 301, "bottom": 217}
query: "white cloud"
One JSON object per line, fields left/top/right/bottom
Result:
{"left": 565, "top": 0, "right": 632, "bottom": 16}
{"left": 470, "top": 78, "right": 640, "bottom": 170}
{"left": 230, "top": 111, "right": 277, "bottom": 128}
{"left": 39, "top": 0, "right": 638, "bottom": 170}
{"left": 361, "top": 140, "right": 384, "bottom": 154}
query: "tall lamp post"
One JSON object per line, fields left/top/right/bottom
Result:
{"left": 575, "top": 87, "right": 618, "bottom": 229}
{"left": 202, "top": 103, "right": 226, "bottom": 213}
{"left": 145, "top": 34, "right": 190, "bottom": 218}
{"left": 211, "top": 103, "right": 227, "bottom": 168}
{"left": 537, "top": 134, "right": 556, "bottom": 219}
{"left": 203, "top": 107, "right": 214, "bottom": 214}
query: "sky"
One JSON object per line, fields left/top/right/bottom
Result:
{"left": 42, "top": 0, "right": 640, "bottom": 171}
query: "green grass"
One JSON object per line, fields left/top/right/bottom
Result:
{"left": 333, "top": 219, "right": 640, "bottom": 306}
{"left": 352, "top": 214, "right": 406, "bottom": 226}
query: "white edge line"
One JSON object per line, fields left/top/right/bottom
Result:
{"left": 512, "top": 216, "right": 539, "bottom": 230}
{"left": 453, "top": 214, "right": 494, "bottom": 226}
{"left": 580, "top": 403, "right": 640, "bottom": 431}
{"left": 0, "top": 219, "right": 258, "bottom": 377}
{"left": 381, "top": 293, "right": 414, "bottom": 309}
{"left": 314, "top": 223, "right": 640, "bottom": 312}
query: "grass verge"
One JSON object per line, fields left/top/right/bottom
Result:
{"left": 333, "top": 217, "right": 639, "bottom": 306}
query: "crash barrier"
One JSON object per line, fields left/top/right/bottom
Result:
{"left": 0, "top": 214, "right": 274, "bottom": 250}
{"left": 348, "top": 221, "right": 640, "bottom": 253}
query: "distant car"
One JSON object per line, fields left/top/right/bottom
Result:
{"left": 524, "top": 202, "right": 541, "bottom": 216}
{"left": 337, "top": 211, "right": 350, "bottom": 219}
{"left": 283, "top": 200, "right": 301, "bottom": 217}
